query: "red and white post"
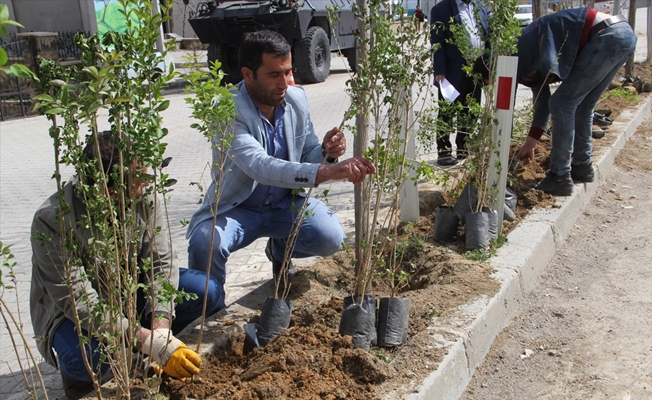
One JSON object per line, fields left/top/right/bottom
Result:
{"left": 487, "top": 56, "right": 518, "bottom": 235}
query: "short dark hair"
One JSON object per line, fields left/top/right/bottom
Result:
{"left": 81, "top": 130, "right": 125, "bottom": 188}
{"left": 238, "top": 30, "right": 291, "bottom": 78}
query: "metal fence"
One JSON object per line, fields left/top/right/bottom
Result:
{"left": 0, "top": 31, "right": 86, "bottom": 121}
{"left": 0, "top": 32, "right": 35, "bottom": 121}
{"left": 57, "top": 31, "right": 88, "bottom": 60}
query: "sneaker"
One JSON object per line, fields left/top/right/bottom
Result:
{"left": 436, "top": 156, "right": 458, "bottom": 166}
{"left": 534, "top": 171, "right": 573, "bottom": 196}
{"left": 61, "top": 371, "right": 94, "bottom": 400}
{"left": 265, "top": 239, "right": 296, "bottom": 289}
{"left": 571, "top": 163, "right": 594, "bottom": 183}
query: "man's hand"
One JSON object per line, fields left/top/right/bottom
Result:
{"left": 316, "top": 157, "right": 377, "bottom": 185}
{"left": 435, "top": 74, "right": 445, "bottom": 84}
{"left": 516, "top": 136, "right": 538, "bottom": 165}
{"left": 141, "top": 328, "right": 201, "bottom": 380}
{"left": 322, "top": 127, "right": 346, "bottom": 159}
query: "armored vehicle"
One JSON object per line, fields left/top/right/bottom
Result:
{"left": 187, "top": 0, "right": 358, "bottom": 83}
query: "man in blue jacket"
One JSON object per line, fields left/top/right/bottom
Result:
{"left": 430, "top": 0, "right": 490, "bottom": 166}
{"left": 512, "top": 8, "right": 635, "bottom": 195}
{"left": 186, "top": 31, "right": 376, "bottom": 297}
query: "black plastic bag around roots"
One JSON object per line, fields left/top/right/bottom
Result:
{"left": 339, "top": 295, "right": 377, "bottom": 350}
{"left": 377, "top": 297, "right": 410, "bottom": 347}
{"left": 465, "top": 211, "right": 490, "bottom": 251}
{"left": 243, "top": 297, "right": 292, "bottom": 352}
{"left": 433, "top": 206, "right": 459, "bottom": 243}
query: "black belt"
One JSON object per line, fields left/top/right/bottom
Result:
{"left": 589, "top": 14, "right": 628, "bottom": 39}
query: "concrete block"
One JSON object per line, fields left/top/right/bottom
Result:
{"left": 405, "top": 338, "right": 470, "bottom": 400}
{"left": 461, "top": 267, "right": 523, "bottom": 375}
{"left": 493, "top": 221, "right": 555, "bottom": 293}
{"left": 527, "top": 194, "right": 582, "bottom": 245}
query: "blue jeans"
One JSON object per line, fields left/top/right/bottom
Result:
{"left": 187, "top": 195, "right": 344, "bottom": 286}
{"left": 548, "top": 22, "right": 637, "bottom": 175}
{"left": 52, "top": 268, "right": 223, "bottom": 382}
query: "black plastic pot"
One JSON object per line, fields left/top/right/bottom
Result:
{"left": 339, "top": 295, "right": 377, "bottom": 350}
{"left": 453, "top": 183, "right": 478, "bottom": 224}
{"left": 243, "top": 297, "right": 292, "bottom": 352}
{"left": 455, "top": 183, "right": 517, "bottom": 223}
{"left": 433, "top": 206, "right": 458, "bottom": 243}
{"left": 465, "top": 211, "right": 490, "bottom": 251}
{"left": 482, "top": 206, "right": 498, "bottom": 240}
{"left": 377, "top": 297, "right": 410, "bottom": 347}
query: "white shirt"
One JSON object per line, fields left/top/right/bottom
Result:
{"left": 456, "top": 0, "right": 484, "bottom": 50}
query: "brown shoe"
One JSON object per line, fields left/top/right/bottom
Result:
{"left": 61, "top": 371, "right": 95, "bottom": 400}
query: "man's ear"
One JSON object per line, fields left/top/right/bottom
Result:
{"left": 242, "top": 66, "right": 254, "bottom": 82}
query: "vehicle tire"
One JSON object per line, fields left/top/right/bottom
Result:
{"left": 294, "top": 26, "right": 331, "bottom": 83}
{"left": 207, "top": 43, "right": 242, "bottom": 84}
{"left": 342, "top": 47, "right": 357, "bottom": 72}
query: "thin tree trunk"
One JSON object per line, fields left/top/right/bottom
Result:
{"left": 532, "top": 0, "right": 544, "bottom": 20}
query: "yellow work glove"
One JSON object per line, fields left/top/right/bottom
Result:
{"left": 141, "top": 329, "right": 201, "bottom": 380}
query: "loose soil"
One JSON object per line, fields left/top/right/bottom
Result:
{"left": 156, "top": 63, "right": 652, "bottom": 400}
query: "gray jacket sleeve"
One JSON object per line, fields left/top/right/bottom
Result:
{"left": 30, "top": 192, "right": 131, "bottom": 338}
{"left": 136, "top": 195, "right": 179, "bottom": 321}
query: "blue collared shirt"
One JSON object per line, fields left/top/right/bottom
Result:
{"left": 240, "top": 103, "right": 292, "bottom": 208}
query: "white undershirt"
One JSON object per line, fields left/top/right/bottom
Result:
{"left": 456, "top": 0, "right": 483, "bottom": 50}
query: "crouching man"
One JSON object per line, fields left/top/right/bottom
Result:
{"left": 30, "top": 131, "right": 224, "bottom": 399}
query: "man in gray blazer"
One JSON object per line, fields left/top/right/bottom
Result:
{"left": 186, "top": 31, "right": 376, "bottom": 297}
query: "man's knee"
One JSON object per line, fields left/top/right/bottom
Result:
{"left": 314, "top": 226, "right": 345, "bottom": 256}
{"left": 188, "top": 222, "right": 226, "bottom": 279}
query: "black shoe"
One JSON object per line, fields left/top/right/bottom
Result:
{"left": 571, "top": 163, "right": 594, "bottom": 183}
{"left": 265, "top": 239, "right": 296, "bottom": 289}
{"left": 534, "top": 171, "right": 573, "bottom": 196}
{"left": 593, "top": 111, "right": 613, "bottom": 127}
{"left": 437, "top": 156, "right": 458, "bottom": 166}
{"left": 592, "top": 127, "right": 605, "bottom": 139}
{"left": 595, "top": 108, "right": 612, "bottom": 118}
{"left": 61, "top": 371, "right": 95, "bottom": 400}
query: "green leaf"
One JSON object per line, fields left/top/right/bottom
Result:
{"left": 0, "top": 47, "right": 7, "bottom": 67}
{"left": 111, "top": 96, "right": 132, "bottom": 103}
{"left": 156, "top": 99, "right": 170, "bottom": 112}
{"left": 49, "top": 79, "right": 68, "bottom": 87}
{"left": 0, "top": 25, "right": 7, "bottom": 38}
{"left": 6, "top": 63, "right": 34, "bottom": 78}
{"left": 0, "top": 4, "right": 8, "bottom": 23}
{"left": 2, "top": 20, "right": 23, "bottom": 27}
{"left": 44, "top": 107, "right": 66, "bottom": 115}
{"left": 33, "top": 93, "right": 54, "bottom": 102}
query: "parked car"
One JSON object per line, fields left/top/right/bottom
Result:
{"left": 515, "top": 4, "right": 533, "bottom": 27}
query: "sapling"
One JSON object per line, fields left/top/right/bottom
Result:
{"left": 184, "top": 56, "right": 236, "bottom": 348}
{"left": 30, "top": 1, "right": 191, "bottom": 397}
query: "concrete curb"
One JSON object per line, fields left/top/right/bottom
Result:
{"left": 405, "top": 95, "right": 652, "bottom": 400}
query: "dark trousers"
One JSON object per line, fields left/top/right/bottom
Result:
{"left": 436, "top": 74, "right": 482, "bottom": 158}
